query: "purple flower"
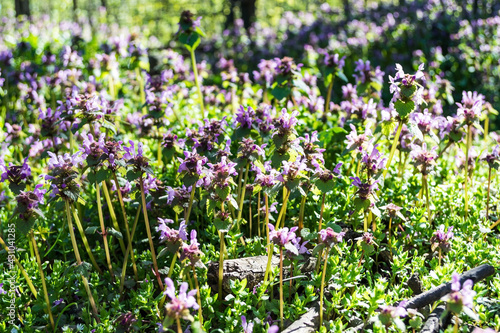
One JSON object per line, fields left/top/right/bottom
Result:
{"left": 323, "top": 52, "right": 345, "bottom": 71}
{"left": 178, "top": 149, "right": 208, "bottom": 177}
{"left": 0, "top": 283, "right": 6, "bottom": 294}
{"left": 205, "top": 156, "right": 238, "bottom": 189}
{"left": 350, "top": 177, "right": 379, "bottom": 201}
{"left": 273, "top": 108, "right": 299, "bottom": 138}
{"left": 361, "top": 144, "right": 386, "bottom": 177}
{"left": 318, "top": 227, "right": 345, "bottom": 248}
{"left": 456, "top": 91, "right": 484, "bottom": 124}
{"left": 254, "top": 161, "right": 279, "bottom": 188}
{"left": 379, "top": 300, "right": 407, "bottom": 327}
{"left": 15, "top": 184, "right": 46, "bottom": 221}
{"left": 268, "top": 223, "right": 298, "bottom": 247}
{"left": 157, "top": 218, "right": 187, "bottom": 249}
{"left": 431, "top": 225, "right": 454, "bottom": 253}
{"left": 389, "top": 63, "right": 425, "bottom": 106}
{"left": 409, "top": 143, "right": 437, "bottom": 175}
{"left": 237, "top": 138, "right": 266, "bottom": 161}
{"left": 241, "top": 315, "right": 254, "bottom": 333}
{"left": 483, "top": 145, "right": 500, "bottom": 168}
{"left": 235, "top": 105, "right": 256, "bottom": 129}
{"left": 345, "top": 124, "right": 372, "bottom": 153}
{"left": 267, "top": 325, "right": 279, "bottom": 333}
{"left": 277, "top": 158, "right": 308, "bottom": 189}
{"left": 163, "top": 277, "right": 199, "bottom": 321}
{"left": 179, "top": 230, "right": 202, "bottom": 265}
{"left": 441, "top": 273, "right": 476, "bottom": 313}
{"left": 0, "top": 157, "right": 31, "bottom": 186}
{"left": 353, "top": 60, "right": 384, "bottom": 85}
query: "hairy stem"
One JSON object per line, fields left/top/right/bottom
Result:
{"left": 29, "top": 231, "right": 55, "bottom": 330}
{"left": 279, "top": 246, "right": 284, "bottom": 330}
{"left": 464, "top": 124, "right": 472, "bottom": 218}
{"left": 95, "top": 181, "right": 115, "bottom": 281}
{"left": 192, "top": 265, "right": 204, "bottom": 325}
{"left": 139, "top": 177, "right": 163, "bottom": 290}
{"left": 190, "top": 49, "right": 205, "bottom": 117}
{"left": 383, "top": 120, "right": 404, "bottom": 180}
{"left": 71, "top": 204, "right": 102, "bottom": 274}
{"left": 0, "top": 236, "right": 37, "bottom": 298}
{"left": 119, "top": 204, "right": 141, "bottom": 296}
{"left": 101, "top": 181, "right": 127, "bottom": 255}
{"left": 319, "top": 248, "right": 329, "bottom": 329}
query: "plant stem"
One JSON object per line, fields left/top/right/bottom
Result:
{"left": 437, "top": 140, "right": 453, "bottom": 159}
{"left": 192, "top": 265, "right": 204, "bottom": 325}
{"left": 319, "top": 248, "right": 329, "bottom": 329}
{"left": 95, "top": 181, "right": 115, "bottom": 281}
{"left": 218, "top": 231, "right": 225, "bottom": 299}
{"left": 318, "top": 193, "right": 326, "bottom": 231}
{"left": 136, "top": 67, "right": 146, "bottom": 115}
{"left": 29, "top": 231, "right": 55, "bottom": 331}
{"left": 139, "top": 177, "right": 164, "bottom": 290}
{"left": 276, "top": 188, "right": 290, "bottom": 229}
{"left": 464, "top": 124, "right": 472, "bottom": 218}
{"left": 190, "top": 49, "right": 205, "bottom": 117}
{"left": 388, "top": 217, "right": 392, "bottom": 249}
{"left": 383, "top": 120, "right": 404, "bottom": 180}
{"left": 486, "top": 166, "right": 492, "bottom": 221}
{"left": 101, "top": 181, "right": 127, "bottom": 256}
{"left": 324, "top": 79, "right": 334, "bottom": 116}
{"left": 185, "top": 185, "right": 196, "bottom": 224}
{"left": 249, "top": 196, "right": 252, "bottom": 238}
{"left": 298, "top": 195, "right": 307, "bottom": 231}
{"left": 64, "top": 200, "right": 100, "bottom": 322}
{"left": 236, "top": 162, "right": 250, "bottom": 231}
{"left": 176, "top": 317, "right": 182, "bottom": 333}
{"left": 113, "top": 173, "right": 138, "bottom": 280}
{"left": 439, "top": 247, "right": 442, "bottom": 266}
{"left": 279, "top": 246, "right": 284, "bottom": 330}
{"left": 257, "top": 192, "right": 261, "bottom": 238}
{"left": 0, "top": 236, "right": 38, "bottom": 298}
{"left": 119, "top": 204, "right": 141, "bottom": 296}
{"left": 423, "top": 174, "right": 431, "bottom": 224}
{"left": 364, "top": 210, "right": 368, "bottom": 232}
{"left": 71, "top": 205, "right": 102, "bottom": 274}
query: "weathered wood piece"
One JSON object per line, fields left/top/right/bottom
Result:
{"left": 405, "top": 264, "right": 495, "bottom": 310}
{"left": 207, "top": 255, "right": 316, "bottom": 293}
{"left": 420, "top": 304, "right": 448, "bottom": 333}
{"left": 281, "top": 301, "right": 320, "bottom": 333}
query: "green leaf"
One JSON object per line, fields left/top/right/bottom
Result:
{"left": 337, "top": 71, "right": 348, "bottom": 82}
{"left": 271, "top": 86, "right": 291, "bottom": 101}
{"left": 381, "top": 121, "right": 396, "bottom": 138}
{"left": 394, "top": 99, "right": 415, "bottom": 118}
{"left": 353, "top": 198, "right": 371, "bottom": 212}
{"left": 312, "top": 243, "right": 326, "bottom": 256}
{"left": 85, "top": 226, "right": 99, "bottom": 235}
{"left": 101, "top": 119, "right": 117, "bottom": 134}
{"left": 108, "top": 227, "right": 123, "bottom": 240}
{"left": 214, "top": 217, "right": 232, "bottom": 233}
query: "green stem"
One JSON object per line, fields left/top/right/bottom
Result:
{"left": 139, "top": 177, "right": 164, "bottom": 290}
{"left": 185, "top": 185, "right": 196, "bottom": 223}
{"left": 324, "top": 79, "right": 334, "bottom": 116}
{"left": 279, "top": 246, "right": 284, "bottom": 330}
{"left": 192, "top": 265, "right": 203, "bottom": 325}
{"left": 464, "top": 124, "right": 472, "bottom": 218}
{"left": 218, "top": 231, "right": 225, "bottom": 299}
{"left": 71, "top": 204, "right": 103, "bottom": 274}
{"left": 298, "top": 195, "right": 307, "bottom": 231}
{"left": 95, "top": 181, "right": 115, "bottom": 281}
{"left": 0, "top": 236, "right": 37, "bottom": 298}
{"left": 176, "top": 317, "right": 182, "bottom": 333}
{"left": 486, "top": 166, "right": 492, "bottom": 221}
{"left": 119, "top": 204, "right": 141, "bottom": 296}
{"left": 136, "top": 67, "right": 146, "bottom": 115}
{"left": 319, "top": 248, "right": 329, "bottom": 329}
{"left": 236, "top": 163, "right": 250, "bottom": 230}
{"left": 64, "top": 200, "right": 100, "bottom": 322}
{"left": 101, "top": 181, "right": 127, "bottom": 256}
{"left": 383, "top": 120, "right": 404, "bottom": 180}
{"left": 257, "top": 192, "right": 261, "bottom": 238}
{"left": 113, "top": 173, "right": 138, "bottom": 281}
{"left": 29, "top": 231, "right": 55, "bottom": 331}
{"left": 388, "top": 217, "right": 392, "bottom": 249}
{"left": 423, "top": 174, "right": 431, "bottom": 224}
{"left": 190, "top": 49, "right": 205, "bottom": 118}
{"left": 276, "top": 188, "right": 290, "bottom": 229}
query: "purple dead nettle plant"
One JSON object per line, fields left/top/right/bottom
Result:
{"left": 350, "top": 175, "right": 380, "bottom": 232}
{"left": 177, "top": 148, "right": 208, "bottom": 222}
{"left": 11, "top": 183, "right": 55, "bottom": 330}
{"left": 123, "top": 140, "right": 164, "bottom": 290}
{"left": 344, "top": 124, "right": 373, "bottom": 176}
{"left": 44, "top": 151, "right": 100, "bottom": 320}
{"left": 384, "top": 63, "right": 426, "bottom": 180}
{"left": 379, "top": 203, "right": 405, "bottom": 248}
{"left": 268, "top": 223, "right": 299, "bottom": 330}
{"left": 441, "top": 272, "right": 477, "bottom": 327}
{"left": 456, "top": 91, "right": 484, "bottom": 217}
{"left": 356, "top": 232, "right": 377, "bottom": 268}
{"left": 315, "top": 227, "right": 345, "bottom": 328}
{"left": 202, "top": 155, "right": 238, "bottom": 299}
{"left": 161, "top": 277, "right": 199, "bottom": 333}
{"left": 235, "top": 137, "right": 266, "bottom": 231}
{"left": 431, "top": 225, "right": 454, "bottom": 266}
{"left": 484, "top": 146, "right": 499, "bottom": 225}
{"left": 409, "top": 142, "right": 437, "bottom": 222}
{"left": 378, "top": 300, "right": 408, "bottom": 330}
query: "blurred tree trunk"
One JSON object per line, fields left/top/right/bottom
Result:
{"left": 225, "top": 0, "right": 256, "bottom": 32}
{"left": 15, "top": 0, "right": 30, "bottom": 17}
{"left": 343, "top": 0, "right": 351, "bottom": 21}
{"left": 240, "top": 0, "right": 256, "bottom": 31}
